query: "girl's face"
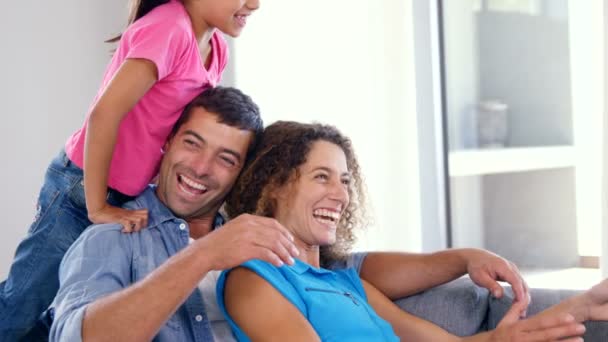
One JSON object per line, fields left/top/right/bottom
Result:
{"left": 191, "top": 0, "right": 260, "bottom": 37}
{"left": 273, "top": 140, "right": 351, "bottom": 249}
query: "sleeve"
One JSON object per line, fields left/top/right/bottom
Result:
{"left": 326, "top": 252, "right": 368, "bottom": 275}
{"left": 216, "top": 260, "right": 308, "bottom": 340}
{"left": 49, "top": 224, "right": 133, "bottom": 342}
{"left": 122, "top": 17, "right": 190, "bottom": 80}
{"left": 213, "top": 31, "right": 230, "bottom": 79}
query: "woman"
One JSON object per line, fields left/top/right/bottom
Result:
{"left": 217, "top": 121, "right": 607, "bottom": 341}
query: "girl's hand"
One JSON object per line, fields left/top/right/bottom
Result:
{"left": 88, "top": 204, "right": 149, "bottom": 233}
{"left": 489, "top": 300, "right": 585, "bottom": 341}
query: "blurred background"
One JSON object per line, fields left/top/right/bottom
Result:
{"left": 0, "top": 0, "right": 606, "bottom": 290}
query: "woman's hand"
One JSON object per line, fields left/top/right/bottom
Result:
{"left": 582, "top": 278, "right": 608, "bottom": 321}
{"left": 88, "top": 203, "right": 148, "bottom": 232}
{"left": 488, "top": 300, "right": 585, "bottom": 342}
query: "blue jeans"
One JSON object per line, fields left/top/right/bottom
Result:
{"left": 0, "top": 150, "right": 133, "bottom": 341}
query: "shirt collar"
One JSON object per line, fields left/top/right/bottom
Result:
{"left": 123, "top": 185, "right": 225, "bottom": 230}
{"left": 288, "top": 258, "right": 334, "bottom": 276}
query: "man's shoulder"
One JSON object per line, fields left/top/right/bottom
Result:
{"left": 72, "top": 223, "right": 131, "bottom": 254}
{"left": 80, "top": 223, "right": 124, "bottom": 240}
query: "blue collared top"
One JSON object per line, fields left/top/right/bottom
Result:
{"left": 216, "top": 259, "right": 399, "bottom": 341}
{"left": 50, "top": 186, "right": 224, "bottom": 342}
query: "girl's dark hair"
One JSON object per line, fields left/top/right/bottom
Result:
{"left": 106, "top": 0, "right": 170, "bottom": 43}
{"left": 225, "top": 121, "right": 369, "bottom": 267}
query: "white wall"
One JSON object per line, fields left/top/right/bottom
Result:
{"left": 229, "top": 0, "right": 423, "bottom": 252}
{"left": 0, "top": 1, "right": 126, "bottom": 278}
{"left": 0, "top": 1, "right": 426, "bottom": 279}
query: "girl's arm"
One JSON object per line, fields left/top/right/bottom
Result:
{"left": 84, "top": 58, "right": 156, "bottom": 231}
{"left": 224, "top": 267, "right": 321, "bottom": 342}
{"left": 362, "top": 279, "right": 585, "bottom": 342}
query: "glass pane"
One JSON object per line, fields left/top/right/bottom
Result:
{"left": 440, "top": 0, "right": 603, "bottom": 289}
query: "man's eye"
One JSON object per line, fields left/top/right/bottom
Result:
{"left": 220, "top": 156, "right": 237, "bottom": 167}
{"left": 184, "top": 139, "right": 197, "bottom": 147}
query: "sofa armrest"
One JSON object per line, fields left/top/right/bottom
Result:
{"left": 393, "top": 278, "right": 608, "bottom": 340}
{"left": 393, "top": 277, "right": 489, "bottom": 336}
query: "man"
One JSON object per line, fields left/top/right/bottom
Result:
{"left": 50, "top": 86, "right": 531, "bottom": 341}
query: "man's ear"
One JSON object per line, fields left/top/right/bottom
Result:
{"left": 161, "top": 138, "right": 172, "bottom": 154}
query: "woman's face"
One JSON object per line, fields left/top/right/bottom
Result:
{"left": 273, "top": 140, "right": 351, "bottom": 248}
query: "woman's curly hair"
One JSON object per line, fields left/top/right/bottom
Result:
{"left": 225, "top": 121, "right": 368, "bottom": 267}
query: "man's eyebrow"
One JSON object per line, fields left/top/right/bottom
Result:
{"left": 183, "top": 130, "right": 205, "bottom": 143}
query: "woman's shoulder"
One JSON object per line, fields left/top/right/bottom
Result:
{"left": 218, "top": 260, "right": 308, "bottom": 314}
{"left": 239, "top": 259, "right": 290, "bottom": 287}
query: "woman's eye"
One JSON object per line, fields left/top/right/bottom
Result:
{"left": 315, "top": 174, "right": 329, "bottom": 181}
{"left": 342, "top": 178, "right": 351, "bottom": 186}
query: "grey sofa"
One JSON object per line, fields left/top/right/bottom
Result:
{"left": 396, "top": 277, "right": 608, "bottom": 340}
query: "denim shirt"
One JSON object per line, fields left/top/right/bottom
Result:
{"left": 49, "top": 186, "right": 225, "bottom": 342}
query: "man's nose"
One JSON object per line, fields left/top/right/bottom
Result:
{"left": 191, "top": 152, "right": 214, "bottom": 177}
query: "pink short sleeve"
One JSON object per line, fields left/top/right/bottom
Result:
{"left": 122, "top": 15, "right": 189, "bottom": 80}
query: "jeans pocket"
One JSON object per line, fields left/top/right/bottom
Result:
{"left": 65, "top": 177, "right": 86, "bottom": 212}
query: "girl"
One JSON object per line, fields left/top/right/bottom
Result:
{"left": 0, "top": 0, "right": 259, "bottom": 339}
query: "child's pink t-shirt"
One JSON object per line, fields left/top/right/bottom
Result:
{"left": 65, "top": 0, "right": 228, "bottom": 196}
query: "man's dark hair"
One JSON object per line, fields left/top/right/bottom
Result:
{"left": 169, "top": 86, "right": 264, "bottom": 160}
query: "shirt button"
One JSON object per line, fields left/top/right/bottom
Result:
{"left": 195, "top": 314, "right": 203, "bottom": 322}
{"left": 179, "top": 223, "right": 186, "bottom": 230}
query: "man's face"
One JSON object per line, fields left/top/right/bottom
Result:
{"left": 157, "top": 107, "right": 253, "bottom": 220}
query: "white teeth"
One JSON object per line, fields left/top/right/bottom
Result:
{"left": 180, "top": 175, "right": 207, "bottom": 191}
{"left": 316, "top": 217, "right": 336, "bottom": 227}
{"left": 313, "top": 209, "right": 340, "bottom": 222}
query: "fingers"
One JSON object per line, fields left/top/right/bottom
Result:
{"left": 500, "top": 312, "right": 584, "bottom": 342}
{"left": 114, "top": 208, "right": 148, "bottom": 233}
{"left": 499, "top": 262, "right": 527, "bottom": 304}
{"left": 497, "top": 300, "right": 527, "bottom": 327}
{"left": 519, "top": 312, "right": 576, "bottom": 332}
{"left": 253, "top": 246, "right": 292, "bottom": 267}
{"left": 89, "top": 203, "right": 149, "bottom": 232}
{"left": 251, "top": 224, "right": 299, "bottom": 266}
{"left": 474, "top": 270, "right": 505, "bottom": 299}
{"left": 204, "top": 214, "right": 301, "bottom": 270}
{"left": 524, "top": 318, "right": 584, "bottom": 341}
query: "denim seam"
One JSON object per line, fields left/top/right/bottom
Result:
{"left": 27, "top": 190, "right": 61, "bottom": 236}
{"left": 10, "top": 174, "right": 82, "bottom": 299}
{"left": 6, "top": 193, "right": 64, "bottom": 302}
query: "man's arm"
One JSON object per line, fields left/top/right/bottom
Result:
{"left": 358, "top": 248, "right": 528, "bottom": 302}
{"left": 51, "top": 214, "right": 299, "bottom": 342}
